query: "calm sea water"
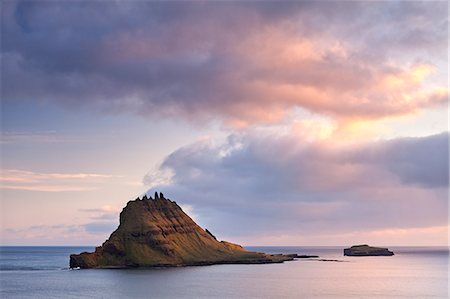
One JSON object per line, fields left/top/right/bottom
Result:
{"left": 0, "top": 246, "right": 448, "bottom": 298}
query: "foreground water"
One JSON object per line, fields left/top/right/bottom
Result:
{"left": 0, "top": 246, "right": 448, "bottom": 298}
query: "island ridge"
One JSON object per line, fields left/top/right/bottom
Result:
{"left": 70, "top": 193, "right": 295, "bottom": 268}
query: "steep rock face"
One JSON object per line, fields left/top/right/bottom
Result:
{"left": 344, "top": 245, "right": 394, "bottom": 256}
{"left": 70, "top": 194, "right": 293, "bottom": 268}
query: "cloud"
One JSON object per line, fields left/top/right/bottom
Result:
{"left": 1, "top": 223, "right": 89, "bottom": 245}
{"left": 79, "top": 205, "right": 121, "bottom": 221}
{"left": 82, "top": 221, "right": 118, "bottom": 234}
{"left": 0, "top": 131, "right": 90, "bottom": 145}
{"left": 0, "top": 169, "right": 122, "bottom": 192}
{"left": 145, "top": 131, "right": 448, "bottom": 242}
{"left": 1, "top": 203, "right": 121, "bottom": 244}
{"left": 241, "top": 225, "right": 448, "bottom": 246}
{"left": 350, "top": 133, "right": 449, "bottom": 188}
{"left": 1, "top": 220, "right": 119, "bottom": 245}
{"left": 2, "top": 1, "right": 447, "bottom": 127}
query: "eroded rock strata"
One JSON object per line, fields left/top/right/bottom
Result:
{"left": 70, "top": 194, "right": 294, "bottom": 268}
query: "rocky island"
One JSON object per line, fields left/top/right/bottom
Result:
{"left": 70, "top": 193, "right": 295, "bottom": 268}
{"left": 344, "top": 244, "right": 394, "bottom": 256}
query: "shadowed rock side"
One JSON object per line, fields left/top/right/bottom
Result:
{"left": 70, "top": 195, "right": 294, "bottom": 268}
{"left": 344, "top": 245, "right": 394, "bottom": 256}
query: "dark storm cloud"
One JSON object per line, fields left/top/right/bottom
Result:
{"left": 2, "top": 1, "right": 447, "bottom": 125}
{"left": 144, "top": 132, "right": 448, "bottom": 237}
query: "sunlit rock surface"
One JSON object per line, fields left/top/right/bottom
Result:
{"left": 70, "top": 193, "right": 294, "bottom": 268}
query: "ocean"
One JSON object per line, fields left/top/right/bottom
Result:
{"left": 0, "top": 246, "right": 448, "bottom": 298}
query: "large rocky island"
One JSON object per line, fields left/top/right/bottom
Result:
{"left": 344, "top": 245, "right": 394, "bottom": 256}
{"left": 70, "top": 193, "right": 295, "bottom": 268}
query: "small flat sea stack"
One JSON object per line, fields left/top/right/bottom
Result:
{"left": 344, "top": 245, "right": 394, "bottom": 256}
{"left": 70, "top": 193, "right": 294, "bottom": 268}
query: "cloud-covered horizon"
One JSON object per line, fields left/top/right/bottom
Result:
{"left": 2, "top": 1, "right": 447, "bottom": 127}
{"left": 145, "top": 131, "right": 448, "bottom": 244}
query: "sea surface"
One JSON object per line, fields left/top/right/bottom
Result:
{"left": 0, "top": 246, "right": 448, "bottom": 298}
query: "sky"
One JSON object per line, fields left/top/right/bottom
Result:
{"left": 0, "top": 1, "right": 448, "bottom": 246}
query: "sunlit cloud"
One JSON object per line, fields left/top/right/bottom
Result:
{"left": 2, "top": 1, "right": 447, "bottom": 129}
{"left": 0, "top": 169, "right": 123, "bottom": 192}
{"left": 143, "top": 166, "right": 174, "bottom": 189}
{"left": 0, "top": 1, "right": 447, "bottom": 247}
{"left": 236, "top": 225, "right": 448, "bottom": 246}
{"left": 145, "top": 131, "right": 448, "bottom": 244}
{"left": 0, "top": 185, "right": 97, "bottom": 192}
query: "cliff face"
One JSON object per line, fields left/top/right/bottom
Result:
{"left": 70, "top": 193, "right": 292, "bottom": 268}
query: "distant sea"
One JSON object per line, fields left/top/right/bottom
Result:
{"left": 0, "top": 246, "right": 448, "bottom": 298}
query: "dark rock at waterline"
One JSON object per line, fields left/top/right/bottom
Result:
{"left": 296, "top": 255, "right": 319, "bottom": 258}
{"left": 344, "top": 244, "right": 394, "bottom": 256}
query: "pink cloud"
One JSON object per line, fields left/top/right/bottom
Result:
{"left": 3, "top": 2, "right": 447, "bottom": 127}
{"left": 143, "top": 131, "right": 448, "bottom": 243}
{"left": 0, "top": 169, "right": 123, "bottom": 192}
